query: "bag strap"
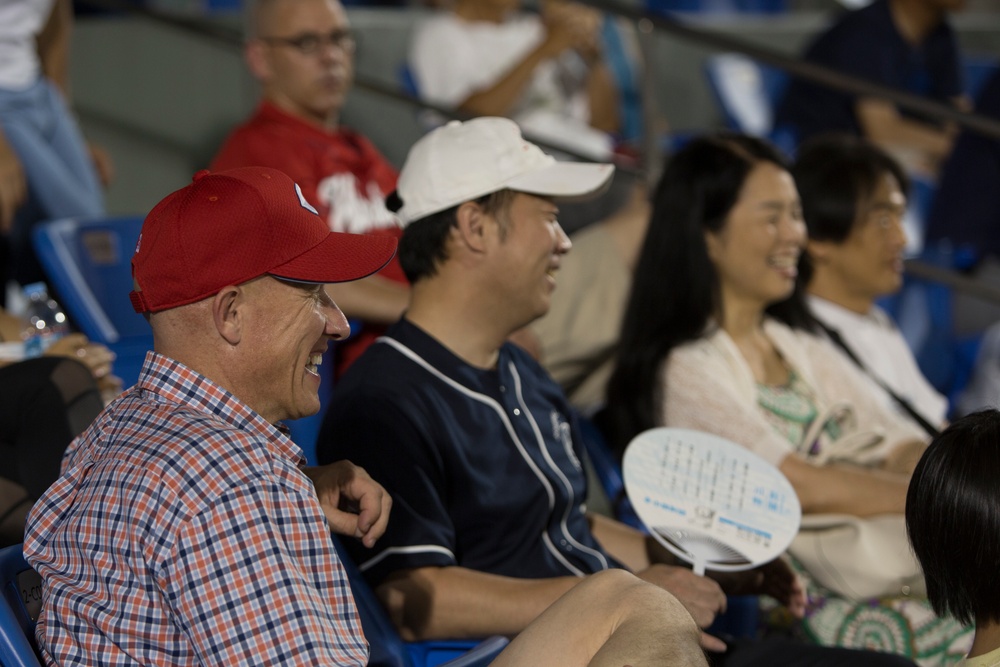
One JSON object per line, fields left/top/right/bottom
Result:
{"left": 816, "top": 321, "right": 941, "bottom": 439}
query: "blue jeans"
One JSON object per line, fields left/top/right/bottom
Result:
{"left": 0, "top": 77, "right": 104, "bottom": 285}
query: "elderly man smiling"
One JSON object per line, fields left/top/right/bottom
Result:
{"left": 22, "top": 166, "right": 706, "bottom": 667}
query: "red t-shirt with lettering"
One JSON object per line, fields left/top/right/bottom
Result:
{"left": 211, "top": 101, "right": 405, "bottom": 376}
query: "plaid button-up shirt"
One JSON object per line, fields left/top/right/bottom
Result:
{"left": 24, "top": 352, "right": 368, "bottom": 666}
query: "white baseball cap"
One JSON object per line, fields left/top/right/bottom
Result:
{"left": 391, "top": 117, "right": 615, "bottom": 226}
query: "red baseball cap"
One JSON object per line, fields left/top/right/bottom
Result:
{"left": 130, "top": 167, "right": 398, "bottom": 313}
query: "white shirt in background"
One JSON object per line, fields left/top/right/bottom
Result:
{"left": 808, "top": 295, "right": 948, "bottom": 428}
{"left": 409, "top": 12, "right": 613, "bottom": 160}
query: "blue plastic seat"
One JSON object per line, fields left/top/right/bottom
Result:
{"left": 964, "top": 54, "right": 999, "bottom": 100}
{"left": 879, "top": 243, "right": 984, "bottom": 414}
{"left": 31, "top": 216, "right": 342, "bottom": 457}
{"left": 0, "top": 544, "right": 42, "bottom": 667}
{"left": 329, "top": 536, "right": 509, "bottom": 667}
{"left": 704, "top": 53, "right": 797, "bottom": 156}
{"left": 577, "top": 415, "right": 644, "bottom": 530}
{"left": 31, "top": 216, "right": 151, "bottom": 388}
{"left": 648, "top": 0, "right": 787, "bottom": 13}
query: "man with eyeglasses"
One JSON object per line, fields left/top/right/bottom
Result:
{"left": 793, "top": 135, "right": 948, "bottom": 436}
{"left": 212, "top": 0, "right": 407, "bottom": 376}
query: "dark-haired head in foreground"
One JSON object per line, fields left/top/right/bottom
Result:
{"left": 907, "top": 409, "right": 1000, "bottom": 657}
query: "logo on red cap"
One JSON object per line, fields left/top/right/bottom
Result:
{"left": 295, "top": 183, "right": 319, "bottom": 215}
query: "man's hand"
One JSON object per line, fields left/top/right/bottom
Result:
{"left": 708, "top": 557, "right": 806, "bottom": 619}
{"left": 0, "top": 134, "right": 26, "bottom": 233}
{"left": 636, "top": 564, "right": 728, "bottom": 653}
{"left": 302, "top": 461, "right": 391, "bottom": 547}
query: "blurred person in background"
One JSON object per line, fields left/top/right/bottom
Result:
{"left": 793, "top": 134, "right": 947, "bottom": 435}
{"left": 409, "top": 0, "right": 621, "bottom": 161}
{"left": 213, "top": 0, "right": 407, "bottom": 375}
{"left": 530, "top": 174, "right": 650, "bottom": 413}
{"left": 776, "top": 0, "right": 969, "bottom": 177}
{"left": 925, "top": 69, "right": 1000, "bottom": 261}
{"left": 0, "top": 0, "right": 113, "bottom": 292}
{"left": 603, "top": 132, "right": 972, "bottom": 662}
{"left": 408, "top": 0, "right": 644, "bottom": 235}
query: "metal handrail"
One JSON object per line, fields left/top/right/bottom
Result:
{"left": 76, "top": 0, "right": 1000, "bottom": 303}
{"left": 79, "top": 0, "right": 1000, "bottom": 144}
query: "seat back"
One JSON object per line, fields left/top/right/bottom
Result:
{"left": 704, "top": 53, "right": 796, "bottom": 155}
{"left": 332, "top": 535, "right": 411, "bottom": 667}
{"left": 964, "top": 54, "right": 999, "bottom": 100}
{"left": 330, "top": 536, "right": 507, "bottom": 667}
{"left": 32, "top": 217, "right": 152, "bottom": 387}
{"left": 0, "top": 544, "right": 43, "bottom": 667}
{"left": 576, "top": 415, "right": 644, "bottom": 530}
{"left": 881, "top": 244, "right": 984, "bottom": 414}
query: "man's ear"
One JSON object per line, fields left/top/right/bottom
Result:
{"left": 212, "top": 286, "right": 244, "bottom": 345}
{"left": 453, "top": 200, "right": 490, "bottom": 254}
{"left": 245, "top": 41, "right": 270, "bottom": 82}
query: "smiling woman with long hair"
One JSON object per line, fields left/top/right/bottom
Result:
{"left": 601, "top": 133, "right": 972, "bottom": 662}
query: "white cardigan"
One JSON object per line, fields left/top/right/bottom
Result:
{"left": 660, "top": 318, "right": 925, "bottom": 468}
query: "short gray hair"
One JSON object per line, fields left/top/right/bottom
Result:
{"left": 243, "top": 0, "right": 277, "bottom": 40}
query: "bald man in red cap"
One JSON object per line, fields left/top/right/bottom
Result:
{"left": 22, "top": 166, "right": 706, "bottom": 667}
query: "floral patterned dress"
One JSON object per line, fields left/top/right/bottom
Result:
{"left": 756, "top": 372, "right": 973, "bottom": 666}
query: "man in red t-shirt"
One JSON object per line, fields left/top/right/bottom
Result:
{"left": 212, "top": 0, "right": 406, "bottom": 374}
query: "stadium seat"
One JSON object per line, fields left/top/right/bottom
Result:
{"left": 704, "top": 53, "right": 797, "bottom": 155}
{"left": 964, "top": 54, "right": 999, "bottom": 100}
{"left": 31, "top": 216, "right": 331, "bottom": 454}
{"left": 0, "top": 544, "right": 42, "bottom": 667}
{"left": 577, "top": 414, "right": 644, "bottom": 530}
{"left": 880, "top": 243, "right": 983, "bottom": 414}
{"left": 329, "top": 536, "right": 509, "bottom": 667}
{"left": 32, "top": 216, "right": 150, "bottom": 388}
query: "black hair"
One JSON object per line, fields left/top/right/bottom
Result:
{"left": 601, "top": 132, "right": 814, "bottom": 456}
{"left": 906, "top": 409, "right": 1000, "bottom": 627}
{"left": 398, "top": 206, "right": 459, "bottom": 285}
{"left": 792, "top": 134, "right": 910, "bottom": 287}
{"left": 398, "top": 190, "right": 516, "bottom": 284}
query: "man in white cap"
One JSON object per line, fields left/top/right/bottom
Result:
{"left": 318, "top": 118, "right": 930, "bottom": 667}
{"left": 318, "top": 116, "right": 766, "bottom": 646}
{"left": 23, "top": 165, "right": 707, "bottom": 667}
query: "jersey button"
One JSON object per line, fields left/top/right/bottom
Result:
{"left": 513, "top": 408, "right": 521, "bottom": 416}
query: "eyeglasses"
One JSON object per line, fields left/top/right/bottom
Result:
{"left": 260, "top": 29, "right": 357, "bottom": 56}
